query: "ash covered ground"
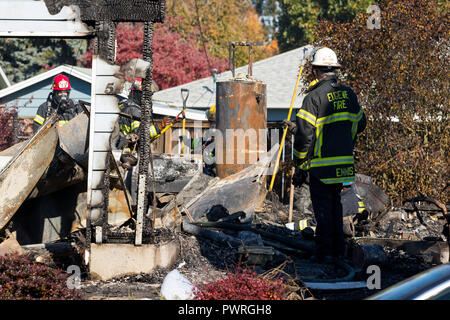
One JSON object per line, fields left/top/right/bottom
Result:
{"left": 76, "top": 186, "right": 446, "bottom": 300}
{"left": 21, "top": 182, "right": 446, "bottom": 300}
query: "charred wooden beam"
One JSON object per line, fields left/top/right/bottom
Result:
{"left": 43, "top": 0, "right": 165, "bottom": 22}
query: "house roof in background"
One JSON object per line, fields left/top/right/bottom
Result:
{"left": 0, "top": 64, "right": 207, "bottom": 120}
{"left": 0, "top": 65, "right": 11, "bottom": 90}
{"left": 0, "top": 64, "right": 91, "bottom": 99}
{"left": 152, "top": 45, "right": 314, "bottom": 110}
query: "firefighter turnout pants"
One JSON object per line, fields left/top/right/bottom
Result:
{"left": 309, "top": 174, "right": 345, "bottom": 258}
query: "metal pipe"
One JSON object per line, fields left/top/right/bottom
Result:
{"left": 215, "top": 79, "right": 267, "bottom": 178}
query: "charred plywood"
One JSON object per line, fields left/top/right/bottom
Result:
{"left": 44, "top": 0, "right": 165, "bottom": 22}
{"left": 58, "top": 112, "right": 90, "bottom": 165}
{"left": 162, "top": 144, "right": 279, "bottom": 228}
{"left": 0, "top": 116, "right": 58, "bottom": 231}
{"left": 0, "top": 1, "right": 93, "bottom": 37}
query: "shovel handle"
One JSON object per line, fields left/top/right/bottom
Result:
{"left": 181, "top": 88, "right": 189, "bottom": 107}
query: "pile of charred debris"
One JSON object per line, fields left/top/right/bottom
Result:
{"left": 1, "top": 141, "right": 448, "bottom": 300}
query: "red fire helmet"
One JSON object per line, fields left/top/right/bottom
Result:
{"left": 130, "top": 78, "right": 142, "bottom": 91}
{"left": 52, "top": 74, "right": 71, "bottom": 91}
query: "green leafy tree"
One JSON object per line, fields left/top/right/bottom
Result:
{"left": 276, "top": 0, "right": 374, "bottom": 51}
{"left": 314, "top": 0, "right": 449, "bottom": 203}
{"left": 166, "top": 0, "right": 278, "bottom": 68}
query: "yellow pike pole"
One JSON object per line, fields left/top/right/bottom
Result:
{"left": 269, "top": 55, "right": 308, "bottom": 192}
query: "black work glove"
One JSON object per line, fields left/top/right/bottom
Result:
{"left": 126, "top": 133, "right": 139, "bottom": 143}
{"left": 282, "top": 120, "right": 297, "bottom": 135}
{"left": 292, "top": 169, "right": 308, "bottom": 187}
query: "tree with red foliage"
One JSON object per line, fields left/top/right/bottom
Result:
{"left": 81, "top": 18, "right": 228, "bottom": 89}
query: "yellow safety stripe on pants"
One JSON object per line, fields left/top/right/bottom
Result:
{"left": 296, "top": 109, "right": 317, "bottom": 126}
{"left": 33, "top": 114, "right": 45, "bottom": 125}
{"left": 320, "top": 176, "right": 356, "bottom": 184}
{"left": 131, "top": 120, "right": 140, "bottom": 131}
{"left": 298, "top": 219, "right": 309, "bottom": 231}
{"left": 293, "top": 148, "right": 307, "bottom": 160}
{"left": 57, "top": 120, "right": 68, "bottom": 128}
{"left": 149, "top": 125, "right": 159, "bottom": 139}
{"left": 358, "top": 201, "right": 366, "bottom": 213}
{"left": 309, "top": 156, "right": 354, "bottom": 168}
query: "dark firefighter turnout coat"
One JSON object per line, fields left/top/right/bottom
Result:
{"left": 294, "top": 75, "right": 366, "bottom": 184}
{"left": 118, "top": 99, "right": 161, "bottom": 138}
{"left": 116, "top": 99, "right": 161, "bottom": 149}
{"left": 118, "top": 100, "right": 143, "bottom": 136}
{"left": 33, "top": 98, "right": 83, "bottom": 132}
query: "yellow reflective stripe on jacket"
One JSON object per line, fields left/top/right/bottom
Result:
{"left": 296, "top": 109, "right": 317, "bottom": 126}
{"left": 293, "top": 148, "right": 307, "bottom": 160}
{"left": 131, "top": 120, "right": 140, "bottom": 131}
{"left": 351, "top": 121, "right": 358, "bottom": 140}
{"left": 309, "top": 156, "right": 354, "bottom": 168}
{"left": 298, "top": 156, "right": 354, "bottom": 172}
{"left": 298, "top": 161, "right": 309, "bottom": 170}
{"left": 149, "top": 125, "right": 159, "bottom": 139}
{"left": 313, "top": 110, "right": 364, "bottom": 157}
{"left": 120, "top": 124, "right": 130, "bottom": 135}
{"left": 34, "top": 114, "right": 45, "bottom": 125}
{"left": 316, "top": 110, "right": 363, "bottom": 126}
{"left": 320, "top": 176, "right": 356, "bottom": 184}
{"left": 57, "top": 120, "right": 69, "bottom": 128}
{"left": 314, "top": 125, "right": 322, "bottom": 157}
{"left": 308, "top": 79, "right": 319, "bottom": 88}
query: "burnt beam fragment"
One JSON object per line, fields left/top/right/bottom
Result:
{"left": 43, "top": 0, "right": 166, "bottom": 22}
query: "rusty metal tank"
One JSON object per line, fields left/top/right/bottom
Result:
{"left": 215, "top": 75, "right": 267, "bottom": 178}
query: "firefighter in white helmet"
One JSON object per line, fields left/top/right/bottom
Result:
{"left": 291, "top": 47, "right": 366, "bottom": 263}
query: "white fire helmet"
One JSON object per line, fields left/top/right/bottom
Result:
{"left": 311, "top": 47, "right": 341, "bottom": 68}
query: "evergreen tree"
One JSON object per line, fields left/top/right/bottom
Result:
{"left": 0, "top": 38, "right": 87, "bottom": 84}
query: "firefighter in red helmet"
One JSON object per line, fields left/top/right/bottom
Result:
{"left": 33, "top": 74, "right": 83, "bottom": 132}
